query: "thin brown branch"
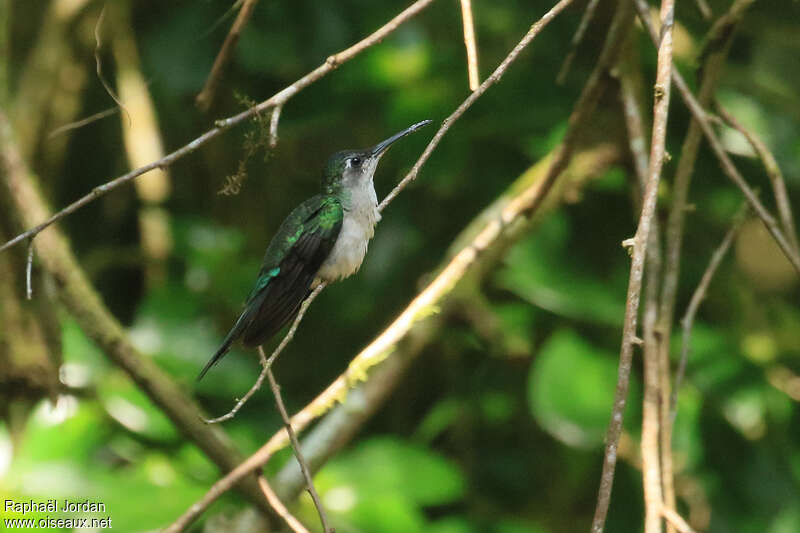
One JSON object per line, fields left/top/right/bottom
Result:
{"left": 649, "top": 3, "right": 755, "bottom": 527}
{"left": 196, "top": 0, "right": 261, "bottom": 111}
{"left": 204, "top": 283, "right": 326, "bottom": 424}
{"left": 556, "top": 0, "right": 601, "bottom": 85}
{"left": 674, "top": 204, "right": 748, "bottom": 413}
{"left": 694, "top": 0, "right": 712, "bottom": 20}
{"left": 269, "top": 105, "right": 282, "bottom": 149}
{"left": 257, "top": 477, "right": 310, "bottom": 533}
{"left": 620, "top": 33, "right": 677, "bottom": 533}
{"left": 661, "top": 506, "right": 698, "bottom": 533}
{"left": 25, "top": 238, "right": 33, "bottom": 300}
{"left": 263, "top": 346, "right": 331, "bottom": 533}
{"left": 94, "top": 5, "right": 130, "bottom": 127}
{"left": 714, "top": 102, "right": 799, "bottom": 253}
{"left": 658, "top": 0, "right": 755, "bottom": 356}
{"left": 459, "top": 0, "right": 480, "bottom": 90}
{"left": 0, "top": 0, "right": 437, "bottom": 255}
{"left": 632, "top": 2, "right": 674, "bottom": 533}
{"left": 380, "top": 0, "right": 580, "bottom": 212}
{"left": 47, "top": 107, "right": 119, "bottom": 139}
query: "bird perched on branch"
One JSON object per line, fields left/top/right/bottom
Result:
{"left": 198, "top": 120, "right": 432, "bottom": 379}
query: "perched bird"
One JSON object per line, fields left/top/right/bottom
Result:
{"left": 198, "top": 120, "right": 432, "bottom": 379}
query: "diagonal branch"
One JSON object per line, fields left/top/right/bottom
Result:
{"left": 714, "top": 102, "right": 798, "bottom": 252}
{"left": 0, "top": 0, "right": 437, "bottom": 255}
{"left": 196, "top": 0, "right": 261, "bottom": 112}
{"left": 674, "top": 203, "right": 748, "bottom": 413}
{"left": 262, "top": 347, "right": 331, "bottom": 533}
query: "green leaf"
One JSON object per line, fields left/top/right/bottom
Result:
{"left": 318, "top": 436, "right": 465, "bottom": 507}
{"left": 496, "top": 214, "right": 626, "bottom": 326}
{"left": 528, "top": 329, "right": 640, "bottom": 448}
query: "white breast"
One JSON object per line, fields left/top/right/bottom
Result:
{"left": 316, "top": 184, "right": 381, "bottom": 283}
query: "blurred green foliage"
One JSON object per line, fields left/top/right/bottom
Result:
{"left": 2, "top": 0, "right": 800, "bottom": 532}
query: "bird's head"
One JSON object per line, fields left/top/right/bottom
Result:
{"left": 322, "top": 120, "right": 432, "bottom": 194}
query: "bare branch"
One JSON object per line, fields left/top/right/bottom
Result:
{"left": 204, "top": 283, "right": 326, "bottom": 424}
{"left": 459, "top": 0, "right": 480, "bottom": 90}
{"left": 196, "top": 0, "right": 261, "bottom": 111}
{"left": 263, "top": 346, "right": 331, "bottom": 533}
{"left": 257, "top": 477, "right": 310, "bottom": 533}
{"left": 556, "top": 0, "right": 601, "bottom": 84}
{"left": 659, "top": 0, "right": 755, "bottom": 360}
{"left": 47, "top": 107, "right": 119, "bottom": 139}
{"left": 661, "top": 506, "right": 698, "bottom": 533}
{"left": 714, "top": 102, "right": 798, "bottom": 252}
{"left": 674, "top": 204, "right": 748, "bottom": 413}
{"left": 625, "top": 2, "right": 675, "bottom": 533}
{"left": 25, "top": 239, "right": 34, "bottom": 300}
{"left": 269, "top": 105, "right": 282, "bottom": 149}
{"left": 0, "top": 0, "right": 437, "bottom": 255}
{"left": 693, "top": 0, "right": 712, "bottom": 20}
{"left": 94, "top": 5, "right": 131, "bottom": 127}
{"left": 380, "top": 0, "right": 580, "bottom": 212}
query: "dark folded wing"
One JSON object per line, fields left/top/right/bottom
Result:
{"left": 240, "top": 197, "right": 342, "bottom": 346}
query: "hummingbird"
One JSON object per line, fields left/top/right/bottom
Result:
{"left": 198, "top": 120, "right": 432, "bottom": 379}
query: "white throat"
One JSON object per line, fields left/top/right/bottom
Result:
{"left": 316, "top": 181, "right": 381, "bottom": 283}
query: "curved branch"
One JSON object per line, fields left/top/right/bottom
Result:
{"left": 196, "top": 0, "right": 261, "bottom": 112}
{"left": 0, "top": 0, "right": 436, "bottom": 255}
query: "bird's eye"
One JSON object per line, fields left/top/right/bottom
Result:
{"left": 349, "top": 157, "right": 361, "bottom": 167}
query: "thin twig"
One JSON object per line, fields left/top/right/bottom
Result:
{"left": 661, "top": 506, "right": 698, "bottom": 533}
{"left": 626, "top": 2, "right": 674, "bottom": 533}
{"left": 0, "top": 0, "right": 437, "bottom": 255}
{"left": 196, "top": 0, "right": 261, "bottom": 111}
{"left": 257, "top": 476, "right": 311, "bottom": 533}
{"left": 25, "top": 238, "right": 34, "bottom": 300}
{"left": 649, "top": 4, "right": 755, "bottom": 526}
{"left": 714, "top": 102, "right": 799, "bottom": 252}
{"left": 47, "top": 107, "right": 119, "bottom": 139}
{"left": 459, "top": 0, "right": 480, "bottom": 90}
{"left": 204, "top": 283, "right": 326, "bottom": 424}
{"left": 694, "top": 0, "right": 712, "bottom": 20}
{"left": 264, "top": 347, "right": 332, "bottom": 533}
{"left": 659, "top": 0, "right": 754, "bottom": 366}
{"left": 556, "top": 0, "right": 601, "bottom": 85}
{"left": 673, "top": 204, "right": 748, "bottom": 414}
{"left": 380, "top": 0, "right": 578, "bottom": 212}
{"left": 269, "top": 105, "right": 282, "bottom": 149}
{"left": 619, "top": 34, "right": 673, "bottom": 533}
{"left": 94, "top": 5, "right": 131, "bottom": 127}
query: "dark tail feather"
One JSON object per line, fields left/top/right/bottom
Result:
{"left": 197, "top": 309, "right": 250, "bottom": 381}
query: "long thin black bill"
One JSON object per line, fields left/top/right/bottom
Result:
{"left": 371, "top": 119, "right": 433, "bottom": 156}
